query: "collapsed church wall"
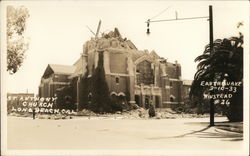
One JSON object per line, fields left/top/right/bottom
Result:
{"left": 39, "top": 28, "right": 185, "bottom": 112}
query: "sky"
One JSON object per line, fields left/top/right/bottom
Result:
{"left": 2, "top": 0, "right": 249, "bottom": 95}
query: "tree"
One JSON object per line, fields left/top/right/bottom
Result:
{"left": 79, "top": 67, "right": 92, "bottom": 110}
{"left": 190, "top": 30, "right": 243, "bottom": 122}
{"left": 7, "top": 6, "right": 30, "bottom": 74}
{"left": 90, "top": 51, "right": 113, "bottom": 113}
{"left": 56, "top": 78, "right": 77, "bottom": 110}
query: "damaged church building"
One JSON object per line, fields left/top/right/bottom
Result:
{"left": 39, "top": 28, "right": 185, "bottom": 111}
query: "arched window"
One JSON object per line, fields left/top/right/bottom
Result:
{"left": 115, "top": 77, "right": 119, "bottom": 85}
{"left": 88, "top": 93, "right": 92, "bottom": 102}
{"left": 170, "top": 97, "right": 174, "bottom": 102}
{"left": 170, "top": 95, "right": 175, "bottom": 102}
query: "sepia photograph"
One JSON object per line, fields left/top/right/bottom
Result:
{"left": 1, "top": 0, "right": 249, "bottom": 155}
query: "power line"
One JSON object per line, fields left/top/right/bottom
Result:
{"left": 149, "top": 6, "right": 172, "bottom": 20}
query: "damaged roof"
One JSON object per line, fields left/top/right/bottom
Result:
{"left": 42, "top": 64, "right": 76, "bottom": 78}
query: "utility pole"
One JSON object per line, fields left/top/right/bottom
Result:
{"left": 209, "top": 5, "right": 214, "bottom": 126}
{"left": 146, "top": 5, "right": 214, "bottom": 126}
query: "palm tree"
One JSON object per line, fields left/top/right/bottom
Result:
{"left": 190, "top": 32, "right": 243, "bottom": 122}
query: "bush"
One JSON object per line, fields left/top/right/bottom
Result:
{"left": 226, "top": 86, "right": 243, "bottom": 122}
{"left": 148, "top": 104, "right": 156, "bottom": 117}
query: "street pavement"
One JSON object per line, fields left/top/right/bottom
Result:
{"left": 6, "top": 116, "right": 246, "bottom": 155}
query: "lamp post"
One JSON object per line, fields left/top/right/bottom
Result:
{"left": 146, "top": 5, "right": 214, "bottom": 126}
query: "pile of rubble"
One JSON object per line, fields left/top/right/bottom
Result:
{"left": 36, "top": 114, "right": 73, "bottom": 120}
{"left": 77, "top": 109, "right": 97, "bottom": 116}
{"left": 113, "top": 108, "right": 216, "bottom": 119}
{"left": 8, "top": 108, "right": 222, "bottom": 120}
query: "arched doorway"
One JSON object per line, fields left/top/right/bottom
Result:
{"left": 155, "top": 96, "right": 160, "bottom": 108}
{"left": 118, "top": 92, "right": 127, "bottom": 106}
{"left": 135, "top": 95, "right": 141, "bottom": 107}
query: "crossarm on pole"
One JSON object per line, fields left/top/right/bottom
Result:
{"left": 145, "top": 16, "right": 209, "bottom": 23}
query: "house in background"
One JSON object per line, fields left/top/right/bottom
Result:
{"left": 39, "top": 28, "right": 187, "bottom": 110}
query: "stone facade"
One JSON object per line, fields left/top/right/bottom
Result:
{"left": 39, "top": 28, "right": 186, "bottom": 109}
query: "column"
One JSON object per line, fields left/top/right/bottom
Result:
{"left": 128, "top": 76, "right": 135, "bottom": 104}
{"left": 127, "top": 52, "right": 135, "bottom": 104}
{"left": 76, "top": 76, "right": 80, "bottom": 112}
{"left": 142, "top": 94, "right": 145, "bottom": 108}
